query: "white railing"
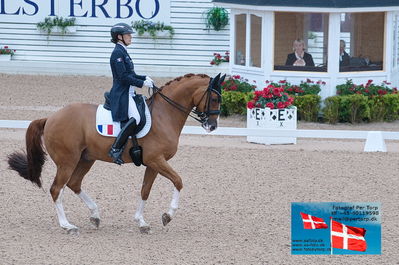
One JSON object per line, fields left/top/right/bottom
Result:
{"left": 1, "top": 120, "right": 396, "bottom": 152}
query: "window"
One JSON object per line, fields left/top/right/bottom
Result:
{"left": 235, "top": 14, "right": 246, "bottom": 66}
{"left": 274, "top": 12, "right": 329, "bottom": 72}
{"left": 340, "top": 12, "right": 384, "bottom": 72}
{"left": 250, "top": 14, "right": 262, "bottom": 68}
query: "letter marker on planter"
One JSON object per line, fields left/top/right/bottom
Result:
{"left": 247, "top": 107, "right": 297, "bottom": 145}
{"left": 364, "top": 131, "right": 387, "bottom": 152}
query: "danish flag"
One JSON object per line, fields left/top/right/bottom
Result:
{"left": 300, "top": 212, "right": 328, "bottom": 229}
{"left": 331, "top": 219, "right": 367, "bottom": 252}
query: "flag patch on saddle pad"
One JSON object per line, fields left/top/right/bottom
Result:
{"left": 95, "top": 102, "right": 152, "bottom": 139}
{"left": 97, "top": 124, "right": 114, "bottom": 135}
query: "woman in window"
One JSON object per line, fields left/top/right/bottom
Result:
{"left": 285, "top": 39, "right": 315, "bottom": 67}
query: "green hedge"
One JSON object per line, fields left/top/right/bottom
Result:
{"left": 293, "top": 95, "right": 321, "bottom": 122}
{"left": 221, "top": 92, "right": 399, "bottom": 123}
{"left": 221, "top": 91, "right": 253, "bottom": 116}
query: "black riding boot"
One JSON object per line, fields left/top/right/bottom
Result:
{"left": 108, "top": 118, "right": 137, "bottom": 165}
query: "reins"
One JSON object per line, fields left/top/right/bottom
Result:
{"left": 148, "top": 83, "right": 220, "bottom": 124}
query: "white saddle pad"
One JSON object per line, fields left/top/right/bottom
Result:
{"left": 96, "top": 103, "right": 151, "bottom": 139}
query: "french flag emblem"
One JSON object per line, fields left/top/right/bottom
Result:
{"left": 98, "top": 124, "right": 113, "bottom": 135}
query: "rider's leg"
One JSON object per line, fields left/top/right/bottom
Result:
{"left": 108, "top": 118, "right": 137, "bottom": 165}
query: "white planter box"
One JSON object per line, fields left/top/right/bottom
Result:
{"left": 247, "top": 107, "right": 297, "bottom": 145}
{"left": 38, "top": 26, "right": 78, "bottom": 35}
{"left": 211, "top": 62, "right": 229, "bottom": 74}
{"left": 137, "top": 31, "right": 172, "bottom": 39}
{"left": 0, "top": 54, "right": 12, "bottom": 61}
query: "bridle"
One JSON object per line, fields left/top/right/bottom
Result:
{"left": 148, "top": 76, "right": 223, "bottom": 125}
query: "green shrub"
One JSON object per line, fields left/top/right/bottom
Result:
{"left": 368, "top": 96, "right": 386, "bottom": 122}
{"left": 339, "top": 94, "right": 370, "bottom": 123}
{"left": 380, "top": 94, "right": 399, "bottom": 121}
{"left": 323, "top": 96, "right": 341, "bottom": 124}
{"left": 293, "top": 95, "right": 321, "bottom": 122}
{"left": 221, "top": 91, "right": 252, "bottom": 116}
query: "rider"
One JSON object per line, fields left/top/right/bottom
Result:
{"left": 108, "top": 23, "right": 153, "bottom": 165}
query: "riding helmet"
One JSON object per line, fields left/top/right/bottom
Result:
{"left": 111, "top": 23, "right": 134, "bottom": 43}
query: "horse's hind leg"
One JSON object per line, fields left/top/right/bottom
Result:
{"left": 67, "top": 159, "right": 100, "bottom": 228}
{"left": 50, "top": 159, "right": 80, "bottom": 234}
{"left": 135, "top": 166, "right": 158, "bottom": 233}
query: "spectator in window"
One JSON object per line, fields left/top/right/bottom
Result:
{"left": 340, "top": 40, "right": 350, "bottom": 66}
{"left": 285, "top": 39, "right": 315, "bottom": 67}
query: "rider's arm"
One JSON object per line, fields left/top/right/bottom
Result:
{"left": 112, "top": 53, "right": 145, "bottom": 87}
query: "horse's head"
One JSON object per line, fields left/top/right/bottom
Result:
{"left": 193, "top": 73, "right": 225, "bottom": 132}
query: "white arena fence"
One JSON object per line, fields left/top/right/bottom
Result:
{"left": 1, "top": 120, "right": 398, "bottom": 152}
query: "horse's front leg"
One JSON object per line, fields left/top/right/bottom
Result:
{"left": 148, "top": 158, "right": 183, "bottom": 227}
{"left": 135, "top": 166, "right": 158, "bottom": 234}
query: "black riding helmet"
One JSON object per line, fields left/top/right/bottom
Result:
{"left": 111, "top": 23, "right": 134, "bottom": 44}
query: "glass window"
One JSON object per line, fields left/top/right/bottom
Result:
{"left": 340, "top": 12, "right": 384, "bottom": 72}
{"left": 250, "top": 14, "right": 262, "bottom": 68}
{"left": 274, "top": 12, "right": 329, "bottom": 72}
{"left": 235, "top": 14, "right": 246, "bottom": 66}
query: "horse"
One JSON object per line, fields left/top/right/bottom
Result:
{"left": 7, "top": 73, "right": 225, "bottom": 234}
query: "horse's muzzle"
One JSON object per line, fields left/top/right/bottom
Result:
{"left": 202, "top": 120, "right": 217, "bottom": 133}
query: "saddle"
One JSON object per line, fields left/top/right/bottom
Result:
{"left": 97, "top": 92, "right": 152, "bottom": 166}
{"left": 97, "top": 92, "right": 151, "bottom": 138}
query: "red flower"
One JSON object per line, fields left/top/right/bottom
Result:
{"left": 306, "top": 78, "right": 313, "bottom": 83}
{"left": 4, "top": 46, "right": 8, "bottom": 48}
{"left": 230, "top": 85, "right": 238, "bottom": 91}
{"left": 210, "top": 61, "right": 215, "bottom": 65}
{"left": 277, "top": 102, "right": 285, "bottom": 109}
{"left": 364, "top": 89, "right": 369, "bottom": 94}
{"left": 233, "top": 75, "right": 241, "bottom": 79}
{"left": 247, "top": 101, "right": 255, "bottom": 109}
{"left": 322, "top": 81, "right": 326, "bottom": 85}
{"left": 279, "top": 80, "right": 286, "bottom": 84}
{"left": 266, "top": 102, "right": 274, "bottom": 109}
{"left": 273, "top": 87, "right": 281, "bottom": 96}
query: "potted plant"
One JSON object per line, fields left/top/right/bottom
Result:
{"left": 204, "top": 7, "right": 229, "bottom": 31}
{"left": 37, "top": 16, "right": 77, "bottom": 36}
{"left": 132, "top": 20, "right": 174, "bottom": 39}
{"left": 246, "top": 84, "right": 297, "bottom": 145}
{"left": 0, "top": 45, "right": 16, "bottom": 61}
{"left": 210, "top": 51, "right": 229, "bottom": 66}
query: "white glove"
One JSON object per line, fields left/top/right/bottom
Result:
{"left": 143, "top": 79, "right": 153, "bottom": 88}
{"left": 145, "top": 76, "right": 154, "bottom": 83}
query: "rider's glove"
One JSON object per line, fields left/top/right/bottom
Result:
{"left": 145, "top": 76, "right": 154, "bottom": 83}
{"left": 143, "top": 79, "right": 153, "bottom": 88}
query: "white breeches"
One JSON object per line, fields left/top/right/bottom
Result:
{"left": 128, "top": 86, "right": 140, "bottom": 124}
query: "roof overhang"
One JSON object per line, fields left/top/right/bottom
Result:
{"left": 212, "top": 2, "right": 399, "bottom": 13}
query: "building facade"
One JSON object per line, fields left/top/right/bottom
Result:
{"left": 0, "top": 0, "right": 229, "bottom": 76}
{"left": 214, "top": 0, "right": 399, "bottom": 98}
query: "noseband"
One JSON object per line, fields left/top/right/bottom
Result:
{"left": 150, "top": 83, "right": 221, "bottom": 125}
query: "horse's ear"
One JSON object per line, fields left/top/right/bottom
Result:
{"left": 211, "top": 73, "right": 221, "bottom": 89}
{"left": 219, "top": 74, "right": 226, "bottom": 86}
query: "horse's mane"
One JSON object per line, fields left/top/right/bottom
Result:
{"left": 146, "top": 73, "right": 210, "bottom": 105}
{"left": 161, "top": 73, "right": 210, "bottom": 89}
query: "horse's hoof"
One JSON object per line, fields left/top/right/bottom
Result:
{"left": 162, "top": 213, "right": 172, "bottom": 226}
{"left": 139, "top": 225, "right": 151, "bottom": 234}
{"left": 66, "top": 227, "right": 80, "bottom": 235}
{"left": 90, "top": 217, "right": 100, "bottom": 229}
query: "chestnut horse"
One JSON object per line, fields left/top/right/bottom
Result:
{"left": 8, "top": 73, "right": 224, "bottom": 234}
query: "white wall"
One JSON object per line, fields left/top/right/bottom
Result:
{"left": 0, "top": 0, "right": 230, "bottom": 77}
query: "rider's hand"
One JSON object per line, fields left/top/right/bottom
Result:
{"left": 145, "top": 76, "right": 154, "bottom": 83}
{"left": 143, "top": 79, "right": 153, "bottom": 88}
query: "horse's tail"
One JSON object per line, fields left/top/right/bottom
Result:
{"left": 7, "top": 118, "right": 47, "bottom": 188}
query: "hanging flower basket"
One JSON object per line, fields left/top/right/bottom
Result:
{"left": 0, "top": 54, "right": 12, "bottom": 61}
